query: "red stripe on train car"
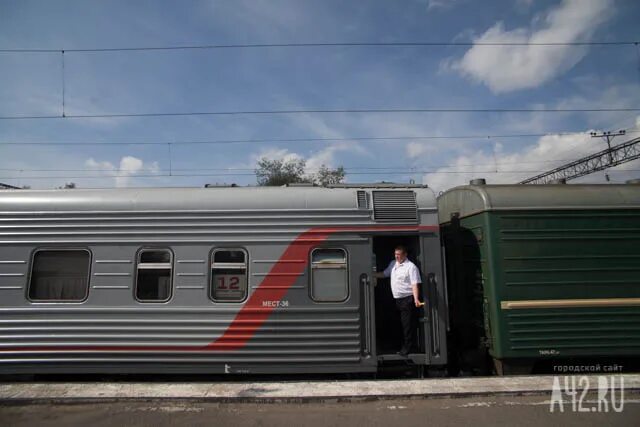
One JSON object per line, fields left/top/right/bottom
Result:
{"left": 205, "top": 225, "right": 438, "bottom": 351}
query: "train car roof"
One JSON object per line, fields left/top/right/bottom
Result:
{"left": 437, "top": 183, "right": 640, "bottom": 223}
{"left": 0, "top": 186, "right": 438, "bottom": 212}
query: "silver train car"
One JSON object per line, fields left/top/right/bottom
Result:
{"left": 0, "top": 185, "right": 447, "bottom": 374}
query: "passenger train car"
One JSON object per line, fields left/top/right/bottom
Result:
{"left": 439, "top": 182, "right": 640, "bottom": 374}
{"left": 1, "top": 182, "right": 639, "bottom": 376}
{"left": 0, "top": 184, "right": 447, "bottom": 374}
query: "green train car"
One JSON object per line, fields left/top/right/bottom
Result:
{"left": 438, "top": 181, "right": 640, "bottom": 375}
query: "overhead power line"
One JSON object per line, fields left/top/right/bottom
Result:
{"left": 7, "top": 130, "right": 640, "bottom": 146}
{"left": 0, "top": 158, "right": 594, "bottom": 173}
{"left": 1, "top": 107, "right": 639, "bottom": 121}
{"left": 5, "top": 154, "right": 640, "bottom": 174}
{"left": 1, "top": 41, "right": 637, "bottom": 53}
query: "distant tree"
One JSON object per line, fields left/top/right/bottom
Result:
{"left": 58, "top": 182, "right": 76, "bottom": 189}
{"left": 21, "top": 185, "right": 31, "bottom": 189}
{"left": 255, "top": 158, "right": 309, "bottom": 186}
{"left": 312, "top": 164, "right": 345, "bottom": 186}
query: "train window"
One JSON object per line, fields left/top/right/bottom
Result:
{"left": 210, "top": 249, "right": 248, "bottom": 302}
{"left": 135, "top": 249, "right": 173, "bottom": 302}
{"left": 28, "top": 249, "right": 91, "bottom": 301}
{"left": 310, "top": 248, "right": 348, "bottom": 302}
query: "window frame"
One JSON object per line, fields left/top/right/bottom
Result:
{"left": 134, "top": 247, "right": 174, "bottom": 303}
{"left": 209, "top": 247, "right": 249, "bottom": 303}
{"left": 309, "top": 247, "right": 349, "bottom": 303}
{"left": 27, "top": 247, "right": 92, "bottom": 303}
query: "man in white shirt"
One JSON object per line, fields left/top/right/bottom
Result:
{"left": 376, "top": 245, "right": 423, "bottom": 357}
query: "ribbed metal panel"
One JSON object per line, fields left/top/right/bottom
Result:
{"left": 506, "top": 309, "right": 640, "bottom": 352}
{"left": 496, "top": 210, "right": 640, "bottom": 358}
{"left": 0, "top": 211, "right": 373, "bottom": 244}
{"left": 372, "top": 191, "right": 417, "bottom": 222}
{"left": 0, "top": 307, "right": 361, "bottom": 364}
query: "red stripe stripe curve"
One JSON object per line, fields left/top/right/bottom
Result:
{"left": 205, "top": 224, "right": 437, "bottom": 351}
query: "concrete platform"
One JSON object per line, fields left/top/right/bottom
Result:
{"left": 1, "top": 374, "right": 639, "bottom": 403}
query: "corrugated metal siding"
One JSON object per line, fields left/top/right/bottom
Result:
{"left": 0, "top": 210, "right": 374, "bottom": 244}
{"left": 0, "top": 307, "right": 361, "bottom": 364}
{"left": 505, "top": 308, "right": 640, "bottom": 353}
{"left": 494, "top": 210, "right": 640, "bottom": 358}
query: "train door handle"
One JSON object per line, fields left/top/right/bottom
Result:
{"left": 360, "top": 274, "right": 370, "bottom": 287}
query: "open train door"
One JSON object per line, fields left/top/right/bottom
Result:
{"left": 371, "top": 233, "right": 448, "bottom": 371}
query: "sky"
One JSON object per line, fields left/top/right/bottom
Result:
{"left": 0, "top": 0, "right": 639, "bottom": 191}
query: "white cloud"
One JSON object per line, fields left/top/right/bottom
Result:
{"left": 422, "top": 123, "right": 640, "bottom": 192}
{"left": 118, "top": 156, "right": 144, "bottom": 172}
{"left": 85, "top": 155, "right": 160, "bottom": 187}
{"left": 252, "top": 148, "right": 303, "bottom": 165}
{"left": 423, "top": 132, "right": 591, "bottom": 191}
{"left": 306, "top": 142, "right": 355, "bottom": 171}
{"left": 85, "top": 158, "right": 114, "bottom": 171}
{"left": 451, "top": 0, "right": 614, "bottom": 93}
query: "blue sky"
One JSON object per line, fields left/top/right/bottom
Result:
{"left": 1, "top": 0, "right": 639, "bottom": 191}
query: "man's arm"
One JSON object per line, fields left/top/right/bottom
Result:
{"left": 410, "top": 265, "right": 423, "bottom": 307}
{"left": 374, "top": 260, "right": 394, "bottom": 279}
{"left": 412, "top": 283, "right": 422, "bottom": 307}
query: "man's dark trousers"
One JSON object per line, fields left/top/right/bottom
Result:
{"left": 395, "top": 295, "right": 417, "bottom": 353}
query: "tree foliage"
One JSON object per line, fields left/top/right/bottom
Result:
{"left": 313, "top": 164, "right": 345, "bottom": 186}
{"left": 255, "top": 158, "right": 346, "bottom": 186}
{"left": 255, "top": 158, "right": 309, "bottom": 186}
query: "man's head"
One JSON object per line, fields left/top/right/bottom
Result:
{"left": 394, "top": 245, "right": 408, "bottom": 263}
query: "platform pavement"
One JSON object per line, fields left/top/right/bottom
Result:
{"left": 1, "top": 374, "right": 639, "bottom": 403}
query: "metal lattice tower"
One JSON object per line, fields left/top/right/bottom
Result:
{"left": 519, "top": 136, "right": 640, "bottom": 184}
{"left": 0, "top": 182, "right": 20, "bottom": 190}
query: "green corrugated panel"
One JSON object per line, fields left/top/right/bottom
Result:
{"left": 488, "top": 209, "right": 640, "bottom": 359}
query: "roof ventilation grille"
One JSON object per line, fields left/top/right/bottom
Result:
{"left": 372, "top": 191, "right": 418, "bottom": 222}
